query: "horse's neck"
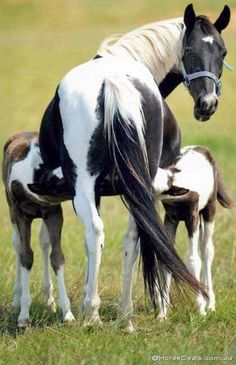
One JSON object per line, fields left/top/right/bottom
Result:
{"left": 159, "top": 70, "right": 183, "bottom": 98}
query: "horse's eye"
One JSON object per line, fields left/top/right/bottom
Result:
{"left": 185, "top": 49, "right": 192, "bottom": 56}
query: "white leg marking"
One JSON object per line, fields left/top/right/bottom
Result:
{"left": 118, "top": 214, "right": 139, "bottom": 332}
{"left": 201, "top": 221, "right": 215, "bottom": 312}
{"left": 73, "top": 181, "right": 104, "bottom": 326}
{"left": 39, "top": 222, "right": 56, "bottom": 312}
{"left": 12, "top": 224, "right": 22, "bottom": 312}
{"left": 188, "top": 223, "right": 207, "bottom": 315}
{"left": 157, "top": 271, "right": 171, "bottom": 320}
{"left": 157, "top": 217, "right": 177, "bottom": 320}
{"left": 18, "top": 267, "right": 32, "bottom": 327}
{"left": 56, "top": 265, "right": 75, "bottom": 322}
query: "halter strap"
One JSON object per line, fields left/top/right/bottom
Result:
{"left": 181, "top": 62, "right": 222, "bottom": 96}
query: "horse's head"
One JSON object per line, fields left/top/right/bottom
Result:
{"left": 182, "top": 4, "right": 230, "bottom": 121}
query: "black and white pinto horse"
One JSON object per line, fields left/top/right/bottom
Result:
{"left": 28, "top": 5, "right": 230, "bottom": 328}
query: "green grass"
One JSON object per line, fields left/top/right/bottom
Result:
{"left": 0, "top": 1, "right": 236, "bottom": 364}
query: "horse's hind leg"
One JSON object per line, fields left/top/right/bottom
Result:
{"left": 157, "top": 214, "right": 178, "bottom": 320}
{"left": 185, "top": 215, "right": 207, "bottom": 315}
{"left": 43, "top": 206, "right": 74, "bottom": 322}
{"left": 117, "top": 214, "right": 139, "bottom": 332}
{"left": 73, "top": 176, "right": 104, "bottom": 326}
{"left": 12, "top": 224, "right": 22, "bottom": 313}
{"left": 39, "top": 221, "right": 56, "bottom": 312}
{"left": 201, "top": 220, "right": 215, "bottom": 311}
{"left": 15, "top": 215, "right": 33, "bottom": 327}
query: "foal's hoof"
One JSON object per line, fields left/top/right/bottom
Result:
{"left": 116, "top": 318, "right": 135, "bottom": 333}
{"left": 17, "top": 318, "right": 30, "bottom": 328}
{"left": 47, "top": 301, "right": 57, "bottom": 313}
{"left": 157, "top": 314, "right": 167, "bottom": 322}
{"left": 83, "top": 315, "right": 103, "bottom": 328}
{"left": 199, "top": 309, "right": 207, "bottom": 316}
{"left": 208, "top": 304, "right": 216, "bottom": 313}
{"left": 63, "top": 310, "right": 75, "bottom": 323}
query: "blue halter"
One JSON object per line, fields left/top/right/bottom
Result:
{"left": 181, "top": 60, "right": 234, "bottom": 97}
{"left": 181, "top": 62, "right": 222, "bottom": 96}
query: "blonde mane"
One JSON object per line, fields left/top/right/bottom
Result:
{"left": 98, "top": 18, "right": 185, "bottom": 84}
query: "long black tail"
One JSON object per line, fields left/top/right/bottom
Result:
{"left": 216, "top": 167, "right": 234, "bottom": 209}
{"left": 104, "top": 75, "right": 206, "bottom": 307}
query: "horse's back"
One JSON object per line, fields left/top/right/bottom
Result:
{"left": 173, "top": 146, "right": 215, "bottom": 209}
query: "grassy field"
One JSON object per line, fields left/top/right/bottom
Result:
{"left": 0, "top": 1, "right": 236, "bottom": 364}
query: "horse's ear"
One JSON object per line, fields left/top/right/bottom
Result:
{"left": 214, "top": 5, "right": 231, "bottom": 33}
{"left": 184, "top": 4, "right": 196, "bottom": 29}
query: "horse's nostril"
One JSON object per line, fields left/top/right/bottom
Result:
{"left": 196, "top": 96, "right": 202, "bottom": 109}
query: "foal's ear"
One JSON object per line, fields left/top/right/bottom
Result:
{"left": 184, "top": 4, "right": 196, "bottom": 29}
{"left": 214, "top": 5, "right": 231, "bottom": 33}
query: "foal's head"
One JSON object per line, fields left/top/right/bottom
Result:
{"left": 182, "top": 4, "right": 230, "bottom": 121}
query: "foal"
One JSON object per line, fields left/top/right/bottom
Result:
{"left": 156, "top": 146, "right": 233, "bottom": 318}
{"left": 2, "top": 132, "right": 74, "bottom": 327}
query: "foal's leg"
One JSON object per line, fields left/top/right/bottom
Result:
{"left": 118, "top": 214, "right": 139, "bottom": 332}
{"left": 185, "top": 217, "right": 206, "bottom": 315}
{"left": 200, "top": 219, "right": 216, "bottom": 312}
{"left": 16, "top": 216, "right": 33, "bottom": 327}
{"left": 157, "top": 214, "right": 179, "bottom": 320}
{"left": 12, "top": 224, "right": 22, "bottom": 312}
{"left": 43, "top": 206, "right": 74, "bottom": 322}
{"left": 73, "top": 178, "right": 104, "bottom": 326}
{"left": 39, "top": 221, "right": 56, "bottom": 312}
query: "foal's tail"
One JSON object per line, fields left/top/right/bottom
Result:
{"left": 103, "top": 75, "right": 206, "bottom": 307}
{"left": 216, "top": 168, "right": 234, "bottom": 209}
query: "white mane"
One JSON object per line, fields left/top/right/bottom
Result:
{"left": 98, "top": 17, "right": 185, "bottom": 84}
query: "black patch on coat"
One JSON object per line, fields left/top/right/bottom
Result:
{"left": 159, "top": 70, "right": 183, "bottom": 98}
{"left": 87, "top": 83, "right": 114, "bottom": 196}
{"left": 93, "top": 54, "right": 102, "bottom": 60}
{"left": 160, "top": 101, "right": 181, "bottom": 168}
{"left": 38, "top": 86, "right": 76, "bottom": 197}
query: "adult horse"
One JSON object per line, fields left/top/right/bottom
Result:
{"left": 31, "top": 4, "right": 230, "bottom": 327}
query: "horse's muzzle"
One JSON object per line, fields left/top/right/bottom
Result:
{"left": 194, "top": 94, "right": 218, "bottom": 121}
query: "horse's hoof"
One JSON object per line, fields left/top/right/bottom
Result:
{"left": 63, "top": 311, "right": 75, "bottom": 323}
{"left": 208, "top": 304, "right": 216, "bottom": 312}
{"left": 17, "top": 318, "right": 30, "bottom": 328}
{"left": 157, "top": 314, "right": 167, "bottom": 321}
{"left": 125, "top": 321, "right": 135, "bottom": 333}
{"left": 47, "top": 301, "right": 57, "bottom": 313}
{"left": 199, "top": 310, "right": 207, "bottom": 316}
{"left": 115, "top": 318, "right": 135, "bottom": 333}
{"left": 83, "top": 315, "right": 102, "bottom": 328}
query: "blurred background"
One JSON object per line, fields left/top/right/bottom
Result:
{"left": 0, "top": 1, "right": 235, "bottom": 364}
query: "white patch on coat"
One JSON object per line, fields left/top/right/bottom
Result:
{"left": 8, "top": 140, "right": 44, "bottom": 202}
{"left": 171, "top": 147, "right": 214, "bottom": 210}
{"left": 153, "top": 168, "right": 171, "bottom": 195}
{"left": 52, "top": 167, "right": 63, "bottom": 179}
{"left": 202, "top": 36, "right": 214, "bottom": 45}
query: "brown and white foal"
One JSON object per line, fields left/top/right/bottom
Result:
{"left": 154, "top": 145, "right": 233, "bottom": 317}
{"left": 2, "top": 132, "right": 74, "bottom": 327}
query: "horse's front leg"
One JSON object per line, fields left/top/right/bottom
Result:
{"left": 15, "top": 215, "right": 33, "bottom": 328}
{"left": 43, "top": 206, "right": 74, "bottom": 322}
{"left": 117, "top": 214, "right": 139, "bottom": 332}
{"left": 73, "top": 175, "right": 104, "bottom": 326}
{"left": 39, "top": 221, "right": 56, "bottom": 312}
{"left": 12, "top": 224, "right": 22, "bottom": 313}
